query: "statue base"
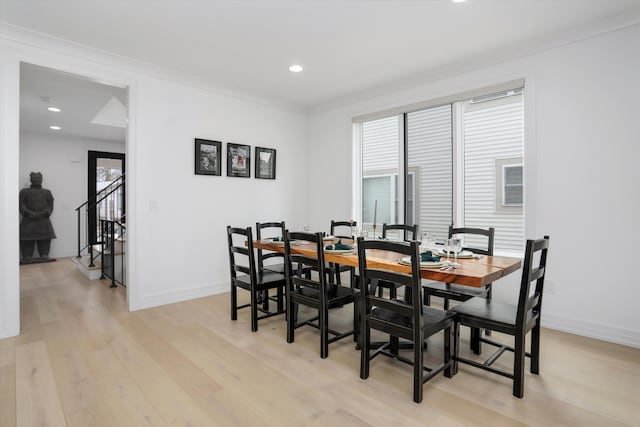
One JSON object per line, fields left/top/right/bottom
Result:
{"left": 20, "top": 257, "right": 57, "bottom": 265}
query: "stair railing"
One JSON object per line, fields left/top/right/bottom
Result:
{"left": 100, "top": 217, "right": 126, "bottom": 288}
{"left": 75, "top": 173, "right": 126, "bottom": 266}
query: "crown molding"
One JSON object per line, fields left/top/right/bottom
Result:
{"left": 310, "top": 7, "right": 640, "bottom": 114}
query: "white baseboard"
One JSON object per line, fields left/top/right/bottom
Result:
{"left": 130, "top": 281, "right": 228, "bottom": 311}
{"left": 543, "top": 313, "right": 640, "bottom": 349}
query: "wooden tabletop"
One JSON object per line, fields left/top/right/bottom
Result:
{"left": 254, "top": 239, "right": 521, "bottom": 288}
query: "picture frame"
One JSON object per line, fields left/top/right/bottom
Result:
{"left": 227, "top": 143, "right": 251, "bottom": 178}
{"left": 255, "top": 147, "right": 276, "bottom": 180}
{"left": 194, "top": 139, "right": 222, "bottom": 176}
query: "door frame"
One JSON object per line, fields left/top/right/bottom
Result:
{"left": 87, "top": 150, "right": 126, "bottom": 245}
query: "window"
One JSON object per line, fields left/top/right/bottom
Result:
{"left": 356, "top": 86, "right": 524, "bottom": 254}
{"left": 502, "top": 164, "right": 523, "bottom": 206}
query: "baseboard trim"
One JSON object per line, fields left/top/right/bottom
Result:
{"left": 543, "top": 313, "right": 640, "bottom": 349}
{"left": 130, "top": 281, "right": 228, "bottom": 311}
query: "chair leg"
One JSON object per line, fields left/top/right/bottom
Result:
{"left": 413, "top": 332, "right": 424, "bottom": 403}
{"left": 262, "top": 289, "right": 270, "bottom": 311}
{"left": 452, "top": 321, "right": 460, "bottom": 375}
{"left": 277, "top": 286, "right": 284, "bottom": 313}
{"left": 423, "top": 288, "right": 431, "bottom": 306}
{"left": 360, "top": 319, "right": 370, "bottom": 379}
{"left": 287, "top": 298, "right": 295, "bottom": 343}
{"left": 444, "top": 325, "right": 452, "bottom": 378}
{"left": 513, "top": 333, "right": 526, "bottom": 398}
{"left": 390, "top": 285, "right": 397, "bottom": 299}
{"left": 250, "top": 288, "right": 258, "bottom": 332}
{"left": 230, "top": 284, "right": 238, "bottom": 320}
{"left": 531, "top": 321, "right": 541, "bottom": 375}
{"left": 470, "top": 327, "right": 482, "bottom": 354}
{"left": 320, "top": 302, "right": 329, "bottom": 358}
{"left": 353, "top": 297, "right": 359, "bottom": 343}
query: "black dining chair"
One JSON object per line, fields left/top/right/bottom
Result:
{"left": 357, "top": 237, "right": 455, "bottom": 403}
{"left": 377, "top": 223, "right": 419, "bottom": 298}
{"left": 423, "top": 225, "right": 495, "bottom": 310}
{"left": 284, "top": 230, "right": 359, "bottom": 358}
{"left": 255, "top": 221, "right": 286, "bottom": 275}
{"left": 382, "top": 223, "right": 418, "bottom": 242}
{"left": 452, "top": 236, "right": 549, "bottom": 398}
{"left": 227, "top": 226, "right": 286, "bottom": 332}
{"left": 328, "top": 220, "right": 357, "bottom": 286}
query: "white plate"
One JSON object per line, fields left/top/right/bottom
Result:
{"left": 322, "top": 235, "right": 336, "bottom": 241}
{"left": 324, "top": 248, "right": 354, "bottom": 254}
{"left": 398, "top": 257, "right": 444, "bottom": 269}
{"left": 435, "top": 249, "right": 474, "bottom": 259}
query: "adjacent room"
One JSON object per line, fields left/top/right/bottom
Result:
{"left": 0, "top": 1, "right": 639, "bottom": 426}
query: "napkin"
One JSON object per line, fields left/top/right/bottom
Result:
{"left": 325, "top": 239, "right": 352, "bottom": 251}
{"left": 420, "top": 251, "right": 441, "bottom": 262}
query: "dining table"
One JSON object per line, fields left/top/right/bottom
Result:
{"left": 254, "top": 237, "right": 521, "bottom": 288}
{"left": 254, "top": 236, "right": 522, "bottom": 354}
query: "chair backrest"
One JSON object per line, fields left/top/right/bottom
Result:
{"left": 283, "top": 230, "right": 328, "bottom": 297}
{"left": 227, "top": 226, "right": 256, "bottom": 285}
{"left": 331, "top": 220, "right": 356, "bottom": 239}
{"left": 255, "top": 221, "right": 285, "bottom": 272}
{"left": 382, "top": 223, "right": 418, "bottom": 242}
{"left": 357, "top": 238, "right": 423, "bottom": 339}
{"left": 448, "top": 225, "right": 495, "bottom": 256}
{"left": 516, "top": 236, "right": 550, "bottom": 328}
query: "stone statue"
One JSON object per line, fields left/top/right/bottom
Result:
{"left": 20, "top": 172, "right": 56, "bottom": 262}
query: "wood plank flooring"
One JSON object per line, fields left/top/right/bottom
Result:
{"left": 3, "top": 258, "right": 639, "bottom": 426}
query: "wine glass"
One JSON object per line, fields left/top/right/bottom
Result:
{"left": 303, "top": 225, "right": 310, "bottom": 233}
{"left": 444, "top": 239, "right": 453, "bottom": 262}
{"left": 451, "top": 237, "right": 462, "bottom": 267}
{"left": 421, "top": 232, "right": 435, "bottom": 252}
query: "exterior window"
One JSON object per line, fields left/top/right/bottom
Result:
{"left": 356, "top": 86, "right": 525, "bottom": 254}
{"left": 502, "top": 164, "right": 523, "bottom": 206}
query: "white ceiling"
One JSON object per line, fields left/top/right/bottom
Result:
{"left": 20, "top": 63, "right": 127, "bottom": 142}
{"left": 4, "top": 0, "right": 640, "bottom": 111}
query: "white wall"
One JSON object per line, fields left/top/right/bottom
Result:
{"left": 0, "top": 27, "right": 308, "bottom": 338}
{"left": 19, "top": 132, "right": 125, "bottom": 258}
{"left": 307, "top": 23, "right": 640, "bottom": 347}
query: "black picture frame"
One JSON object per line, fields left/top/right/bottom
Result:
{"left": 255, "top": 147, "right": 276, "bottom": 180}
{"left": 227, "top": 143, "right": 251, "bottom": 178}
{"left": 195, "top": 139, "right": 222, "bottom": 176}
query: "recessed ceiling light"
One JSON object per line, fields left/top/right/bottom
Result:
{"left": 47, "top": 107, "right": 61, "bottom": 112}
{"left": 289, "top": 65, "right": 303, "bottom": 73}
{"left": 452, "top": 0, "right": 467, "bottom": 3}
{"left": 50, "top": 126, "right": 61, "bottom": 130}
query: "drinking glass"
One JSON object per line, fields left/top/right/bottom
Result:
{"left": 421, "top": 232, "right": 435, "bottom": 252}
{"left": 303, "top": 225, "right": 310, "bottom": 232}
{"left": 444, "top": 239, "right": 453, "bottom": 262}
{"left": 451, "top": 237, "right": 462, "bottom": 266}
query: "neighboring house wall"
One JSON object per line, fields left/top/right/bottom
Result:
{"left": 19, "top": 132, "right": 125, "bottom": 258}
{"left": 306, "top": 23, "right": 640, "bottom": 347}
{"left": 462, "top": 96, "right": 524, "bottom": 253}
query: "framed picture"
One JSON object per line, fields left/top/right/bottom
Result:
{"left": 195, "top": 139, "right": 222, "bottom": 176}
{"left": 227, "top": 143, "right": 251, "bottom": 178}
{"left": 255, "top": 147, "right": 276, "bottom": 180}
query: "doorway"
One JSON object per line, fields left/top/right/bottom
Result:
{"left": 88, "top": 150, "right": 126, "bottom": 246}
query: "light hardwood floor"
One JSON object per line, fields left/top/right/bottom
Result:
{"left": 2, "top": 258, "right": 639, "bottom": 426}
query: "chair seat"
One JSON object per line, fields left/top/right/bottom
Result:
{"left": 423, "top": 280, "right": 487, "bottom": 300}
{"left": 451, "top": 297, "right": 537, "bottom": 332}
{"left": 235, "top": 271, "right": 286, "bottom": 291}
{"left": 264, "top": 263, "right": 285, "bottom": 274}
{"left": 292, "top": 285, "right": 358, "bottom": 308}
{"left": 370, "top": 305, "right": 455, "bottom": 338}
